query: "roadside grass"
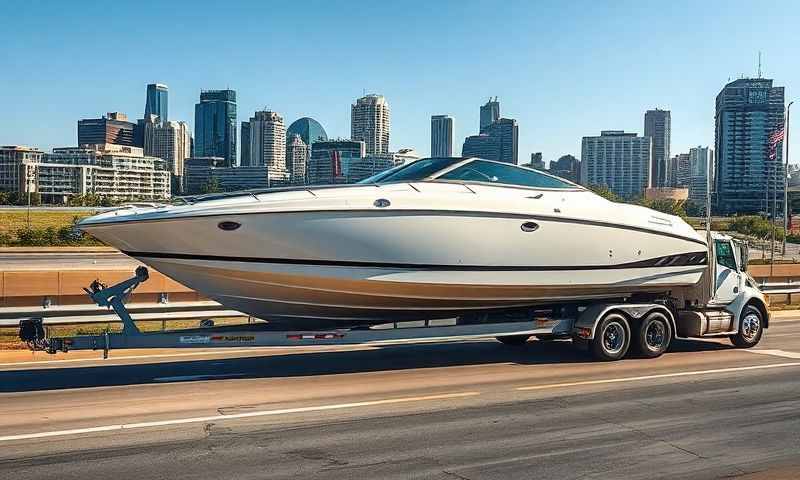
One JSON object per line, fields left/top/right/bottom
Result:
{"left": 0, "top": 210, "right": 95, "bottom": 236}
{"left": 0, "top": 209, "right": 103, "bottom": 246}
{"left": 0, "top": 317, "right": 253, "bottom": 350}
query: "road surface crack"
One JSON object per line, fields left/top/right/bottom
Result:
{"left": 442, "top": 469, "right": 472, "bottom": 480}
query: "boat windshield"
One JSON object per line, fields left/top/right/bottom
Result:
{"left": 357, "top": 157, "right": 463, "bottom": 184}
{"left": 359, "top": 157, "right": 577, "bottom": 189}
{"left": 436, "top": 159, "right": 575, "bottom": 189}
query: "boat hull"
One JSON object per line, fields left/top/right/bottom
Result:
{"left": 82, "top": 206, "right": 708, "bottom": 326}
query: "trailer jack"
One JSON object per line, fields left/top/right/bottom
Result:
{"left": 20, "top": 266, "right": 150, "bottom": 358}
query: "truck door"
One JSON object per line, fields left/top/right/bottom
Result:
{"left": 714, "top": 239, "right": 741, "bottom": 303}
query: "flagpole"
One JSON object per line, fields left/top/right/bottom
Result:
{"left": 784, "top": 101, "right": 794, "bottom": 255}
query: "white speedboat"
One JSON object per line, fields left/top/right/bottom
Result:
{"left": 78, "top": 157, "right": 708, "bottom": 328}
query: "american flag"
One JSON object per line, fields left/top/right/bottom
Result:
{"left": 769, "top": 127, "right": 785, "bottom": 160}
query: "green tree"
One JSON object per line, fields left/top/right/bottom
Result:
{"left": 199, "top": 178, "right": 221, "bottom": 194}
{"left": 587, "top": 184, "right": 621, "bottom": 202}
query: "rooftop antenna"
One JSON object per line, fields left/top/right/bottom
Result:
{"left": 758, "top": 51, "right": 762, "bottom": 78}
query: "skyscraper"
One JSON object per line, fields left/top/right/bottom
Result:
{"left": 351, "top": 94, "right": 390, "bottom": 155}
{"left": 688, "top": 146, "right": 713, "bottom": 211}
{"left": 480, "top": 98, "right": 500, "bottom": 133}
{"left": 240, "top": 121, "right": 251, "bottom": 166}
{"left": 482, "top": 118, "right": 518, "bottom": 164}
{"left": 581, "top": 130, "right": 652, "bottom": 198}
{"left": 247, "top": 110, "right": 287, "bottom": 182}
{"left": 286, "top": 134, "right": 309, "bottom": 186}
{"left": 149, "top": 120, "right": 192, "bottom": 184}
{"left": 529, "top": 152, "right": 545, "bottom": 170}
{"left": 307, "top": 139, "right": 366, "bottom": 185}
{"left": 144, "top": 83, "right": 168, "bottom": 124}
{"left": 78, "top": 112, "right": 137, "bottom": 147}
{"left": 714, "top": 78, "right": 785, "bottom": 215}
{"left": 549, "top": 154, "right": 581, "bottom": 183}
{"left": 644, "top": 109, "right": 671, "bottom": 187}
{"left": 194, "top": 89, "right": 237, "bottom": 167}
{"left": 431, "top": 115, "right": 453, "bottom": 157}
{"left": 461, "top": 134, "right": 496, "bottom": 160}
{"left": 287, "top": 117, "right": 328, "bottom": 147}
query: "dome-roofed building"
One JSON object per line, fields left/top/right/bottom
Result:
{"left": 287, "top": 117, "right": 328, "bottom": 147}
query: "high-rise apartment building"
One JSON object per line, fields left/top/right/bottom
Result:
{"left": 149, "top": 120, "right": 192, "bottom": 188}
{"left": 480, "top": 97, "right": 500, "bottom": 133}
{"left": 144, "top": 83, "right": 168, "bottom": 124}
{"left": 431, "top": 115, "right": 453, "bottom": 157}
{"left": 580, "top": 130, "right": 653, "bottom": 199}
{"left": 286, "top": 134, "right": 308, "bottom": 186}
{"left": 688, "top": 146, "right": 713, "bottom": 210}
{"left": 194, "top": 89, "right": 237, "bottom": 167}
{"left": 644, "top": 109, "right": 671, "bottom": 187}
{"left": 247, "top": 110, "right": 287, "bottom": 182}
{"left": 78, "top": 112, "right": 137, "bottom": 147}
{"left": 351, "top": 95, "right": 390, "bottom": 155}
{"left": 714, "top": 78, "right": 785, "bottom": 214}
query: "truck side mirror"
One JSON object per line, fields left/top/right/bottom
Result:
{"left": 739, "top": 243, "right": 749, "bottom": 272}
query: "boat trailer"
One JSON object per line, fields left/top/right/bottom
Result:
{"left": 18, "top": 268, "right": 573, "bottom": 358}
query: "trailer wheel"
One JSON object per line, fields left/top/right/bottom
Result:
{"left": 496, "top": 334, "right": 530, "bottom": 346}
{"left": 590, "top": 313, "right": 630, "bottom": 361}
{"left": 730, "top": 305, "right": 764, "bottom": 348}
{"left": 633, "top": 312, "right": 672, "bottom": 358}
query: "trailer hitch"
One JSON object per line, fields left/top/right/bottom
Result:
{"left": 20, "top": 266, "right": 151, "bottom": 357}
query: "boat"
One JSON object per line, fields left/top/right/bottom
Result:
{"left": 78, "top": 157, "right": 709, "bottom": 329}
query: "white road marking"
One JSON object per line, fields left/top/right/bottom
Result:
{"left": 516, "top": 362, "right": 800, "bottom": 391}
{"left": 0, "top": 347, "right": 326, "bottom": 368}
{"left": 153, "top": 373, "right": 247, "bottom": 382}
{"left": 746, "top": 349, "right": 800, "bottom": 359}
{"left": 0, "top": 391, "right": 480, "bottom": 443}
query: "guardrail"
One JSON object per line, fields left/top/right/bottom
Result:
{"left": 0, "top": 301, "right": 249, "bottom": 330}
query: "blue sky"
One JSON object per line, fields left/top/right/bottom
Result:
{"left": 2, "top": 0, "right": 798, "bottom": 165}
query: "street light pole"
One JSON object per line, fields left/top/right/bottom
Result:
{"left": 783, "top": 101, "right": 794, "bottom": 255}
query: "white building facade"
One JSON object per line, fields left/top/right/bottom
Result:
{"left": 351, "top": 95, "right": 390, "bottom": 155}
{"left": 580, "top": 130, "right": 652, "bottom": 199}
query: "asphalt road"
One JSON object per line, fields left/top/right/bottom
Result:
{"left": 1, "top": 314, "right": 799, "bottom": 479}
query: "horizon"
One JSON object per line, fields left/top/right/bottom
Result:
{"left": 2, "top": 0, "right": 798, "bottom": 164}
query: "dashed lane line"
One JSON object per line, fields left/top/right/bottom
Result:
{"left": 516, "top": 362, "right": 800, "bottom": 391}
{"left": 0, "top": 391, "right": 480, "bottom": 443}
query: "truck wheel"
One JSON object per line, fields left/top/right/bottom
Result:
{"left": 590, "top": 313, "right": 630, "bottom": 361}
{"left": 634, "top": 312, "right": 672, "bottom": 358}
{"left": 730, "top": 305, "right": 764, "bottom": 348}
{"left": 496, "top": 335, "right": 530, "bottom": 346}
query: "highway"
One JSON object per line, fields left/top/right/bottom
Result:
{"left": 0, "top": 313, "right": 799, "bottom": 479}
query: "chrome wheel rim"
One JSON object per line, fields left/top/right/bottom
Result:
{"left": 603, "top": 321, "right": 625, "bottom": 354}
{"left": 741, "top": 313, "right": 761, "bottom": 342}
{"left": 645, "top": 321, "right": 666, "bottom": 350}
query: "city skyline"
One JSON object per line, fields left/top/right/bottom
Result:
{"left": 3, "top": 1, "right": 797, "bottom": 164}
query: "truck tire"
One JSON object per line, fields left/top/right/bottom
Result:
{"left": 590, "top": 313, "right": 630, "bottom": 361}
{"left": 730, "top": 305, "right": 764, "bottom": 348}
{"left": 633, "top": 312, "right": 672, "bottom": 358}
{"left": 496, "top": 334, "right": 530, "bottom": 346}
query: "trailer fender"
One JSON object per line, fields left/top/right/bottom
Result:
{"left": 573, "top": 303, "right": 676, "bottom": 340}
